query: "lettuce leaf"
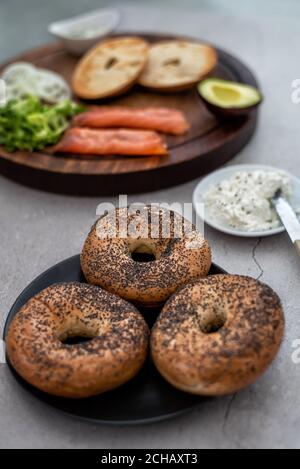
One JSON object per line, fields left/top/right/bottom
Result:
{"left": 0, "top": 95, "right": 84, "bottom": 152}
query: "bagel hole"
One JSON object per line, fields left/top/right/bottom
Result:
{"left": 130, "top": 243, "right": 157, "bottom": 263}
{"left": 198, "top": 308, "right": 226, "bottom": 334}
{"left": 164, "top": 58, "right": 181, "bottom": 66}
{"left": 59, "top": 329, "right": 95, "bottom": 346}
{"left": 131, "top": 250, "right": 156, "bottom": 263}
{"left": 105, "top": 57, "right": 118, "bottom": 69}
{"left": 62, "top": 336, "right": 93, "bottom": 345}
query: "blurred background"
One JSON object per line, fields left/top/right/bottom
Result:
{"left": 0, "top": 0, "right": 299, "bottom": 61}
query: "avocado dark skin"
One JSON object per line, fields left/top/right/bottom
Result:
{"left": 200, "top": 97, "right": 262, "bottom": 120}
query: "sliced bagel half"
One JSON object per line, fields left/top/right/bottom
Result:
{"left": 138, "top": 40, "right": 217, "bottom": 92}
{"left": 72, "top": 36, "right": 149, "bottom": 99}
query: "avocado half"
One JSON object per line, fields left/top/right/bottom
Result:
{"left": 198, "top": 78, "right": 262, "bottom": 118}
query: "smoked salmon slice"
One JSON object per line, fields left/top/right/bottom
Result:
{"left": 73, "top": 107, "right": 190, "bottom": 135}
{"left": 54, "top": 128, "right": 168, "bottom": 156}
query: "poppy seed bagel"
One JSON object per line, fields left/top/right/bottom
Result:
{"left": 151, "top": 275, "right": 284, "bottom": 396}
{"left": 81, "top": 206, "right": 212, "bottom": 308}
{"left": 6, "top": 282, "right": 149, "bottom": 398}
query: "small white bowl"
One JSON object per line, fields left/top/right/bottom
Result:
{"left": 48, "top": 9, "right": 121, "bottom": 55}
{"left": 193, "top": 164, "right": 300, "bottom": 238}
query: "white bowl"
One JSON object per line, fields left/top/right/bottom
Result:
{"left": 193, "top": 164, "right": 300, "bottom": 238}
{"left": 48, "top": 9, "right": 121, "bottom": 55}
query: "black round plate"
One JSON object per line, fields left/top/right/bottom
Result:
{"left": 3, "top": 255, "right": 227, "bottom": 426}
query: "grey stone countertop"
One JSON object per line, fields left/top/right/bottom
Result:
{"left": 0, "top": 0, "right": 299, "bottom": 449}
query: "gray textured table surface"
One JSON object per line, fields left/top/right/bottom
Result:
{"left": 0, "top": 0, "right": 300, "bottom": 449}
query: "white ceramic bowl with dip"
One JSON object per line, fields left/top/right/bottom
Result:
{"left": 193, "top": 164, "right": 300, "bottom": 238}
{"left": 48, "top": 9, "right": 121, "bottom": 55}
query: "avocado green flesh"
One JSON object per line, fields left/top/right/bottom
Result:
{"left": 212, "top": 85, "right": 241, "bottom": 104}
{"left": 199, "top": 79, "right": 261, "bottom": 109}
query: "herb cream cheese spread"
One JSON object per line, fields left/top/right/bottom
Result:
{"left": 203, "top": 170, "right": 293, "bottom": 231}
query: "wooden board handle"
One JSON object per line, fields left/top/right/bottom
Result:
{"left": 294, "top": 240, "right": 300, "bottom": 257}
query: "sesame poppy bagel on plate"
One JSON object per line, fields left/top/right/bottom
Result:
{"left": 151, "top": 275, "right": 284, "bottom": 396}
{"left": 81, "top": 205, "right": 212, "bottom": 308}
{"left": 6, "top": 282, "right": 149, "bottom": 398}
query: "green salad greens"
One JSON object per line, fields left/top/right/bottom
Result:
{"left": 0, "top": 95, "right": 84, "bottom": 152}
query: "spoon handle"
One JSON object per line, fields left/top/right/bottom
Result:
{"left": 295, "top": 240, "right": 300, "bottom": 257}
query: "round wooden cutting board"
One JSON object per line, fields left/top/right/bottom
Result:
{"left": 0, "top": 33, "right": 259, "bottom": 196}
